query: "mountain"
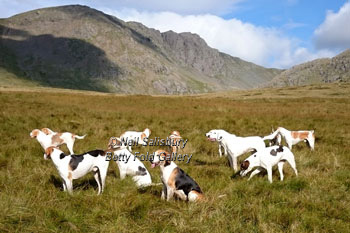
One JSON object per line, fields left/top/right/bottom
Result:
{"left": 266, "top": 49, "right": 350, "bottom": 88}
{"left": 0, "top": 5, "right": 281, "bottom": 94}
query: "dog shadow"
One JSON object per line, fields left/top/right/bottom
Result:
{"left": 232, "top": 168, "right": 285, "bottom": 180}
{"left": 49, "top": 175, "right": 98, "bottom": 191}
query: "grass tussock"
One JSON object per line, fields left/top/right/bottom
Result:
{"left": 0, "top": 83, "right": 349, "bottom": 232}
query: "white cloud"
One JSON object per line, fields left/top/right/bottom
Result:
{"left": 0, "top": 0, "right": 243, "bottom": 17}
{"left": 103, "top": 8, "right": 334, "bottom": 68}
{"left": 314, "top": 2, "right": 350, "bottom": 51}
{"left": 93, "top": 0, "right": 243, "bottom": 15}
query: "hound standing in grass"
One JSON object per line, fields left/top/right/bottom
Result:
{"left": 30, "top": 128, "right": 86, "bottom": 154}
{"left": 120, "top": 128, "right": 151, "bottom": 152}
{"left": 44, "top": 146, "right": 110, "bottom": 195}
{"left": 150, "top": 150, "right": 204, "bottom": 202}
{"left": 240, "top": 145, "right": 298, "bottom": 183}
{"left": 207, "top": 131, "right": 266, "bottom": 171}
{"left": 263, "top": 127, "right": 315, "bottom": 150}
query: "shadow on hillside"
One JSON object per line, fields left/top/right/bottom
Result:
{"left": 0, "top": 25, "right": 122, "bottom": 92}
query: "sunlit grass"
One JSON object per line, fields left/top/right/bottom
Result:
{"left": 0, "top": 83, "right": 349, "bottom": 232}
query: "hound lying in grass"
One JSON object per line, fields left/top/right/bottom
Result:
{"left": 151, "top": 149, "right": 204, "bottom": 202}
{"left": 207, "top": 130, "right": 266, "bottom": 171}
{"left": 107, "top": 137, "right": 152, "bottom": 188}
{"left": 44, "top": 146, "right": 110, "bottom": 195}
{"left": 120, "top": 128, "right": 151, "bottom": 151}
{"left": 205, "top": 129, "right": 230, "bottom": 157}
{"left": 240, "top": 145, "right": 298, "bottom": 183}
{"left": 263, "top": 127, "right": 315, "bottom": 150}
{"left": 30, "top": 128, "right": 86, "bottom": 154}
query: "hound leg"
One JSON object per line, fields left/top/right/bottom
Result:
{"left": 66, "top": 142, "right": 74, "bottom": 155}
{"left": 227, "top": 154, "right": 233, "bottom": 169}
{"left": 174, "top": 190, "right": 187, "bottom": 201}
{"left": 62, "top": 180, "right": 67, "bottom": 191}
{"left": 233, "top": 155, "right": 238, "bottom": 172}
{"left": 218, "top": 143, "right": 222, "bottom": 157}
{"left": 119, "top": 169, "right": 126, "bottom": 180}
{"left": 248, "top": 168, "right": 264, "bottom": 181}
{"left": 308, "top": 137, "right": 315, "bottom": 150}
{"left": 286, "top": 156, "right": 298, "bottom": 177}
{"left": 161, "top": 184, "right": 167, "bottom": 200}
{"left": 64, "top": 178, "right": 73, "bottom": 195}
{"left": 99, "top": 165, "right": 109, "bottom": 194}
{"left": 277, "top": 161, "right": 285, "bottom": 181}
{"left": 166, "top": 187, "right": 174, "bottom": 201}
{"left": 224, "top": 144, "right": 228, "bottom": 156}
{"left": 267, "top": 166, "right": 273, "bottom": 183}
{"left": 93, "top": 168, "right": 102, "bottom": 195}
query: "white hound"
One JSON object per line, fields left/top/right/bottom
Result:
{"left": 120, "top": 128, "right": 151, "bottom": 151}
{"left": 207, "top": 131, "right": 266, "bottom": 171}
{"left": 263, "top": 127, "right": 315, "bottom": 150}
{"left": 44, "top": 146, "right": 110, "bottom": 195}
{"left": 240, "top": 145, "right": 298, "bottom": 183}
{"left": 30, "top": 128, "right": 86, "bottom": 154}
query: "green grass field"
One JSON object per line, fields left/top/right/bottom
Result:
{"left": 0, "top": 83, "right": 349, "bottom": 232}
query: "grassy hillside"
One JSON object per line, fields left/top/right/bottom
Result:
{"left": 0, "top": 83, "right": 349, "bottom": 232}
{"left": 266, "top": 49, "right": 350, "bottom": 87}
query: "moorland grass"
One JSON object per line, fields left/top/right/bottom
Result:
{"left": 0, "top": 83, "right": 349, "bottom": 232}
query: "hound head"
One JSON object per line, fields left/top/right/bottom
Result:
{"left": 170, "top": 130, "right": 181, "bottom": 138}
{"left": 107, "top": 137, "right": 122, "bottom": 149}
{"left": 150, "top": 150, "right": 171, "bottom": 168}
{"left": 269, "top": 133, "right": 282, "bottom": 147}
{"left": 30, "top": 129, "right": 40, "bottom": 138}
{"left": 240, "top": 160, "right": 250, "bottom": 170}
{"left": 240, "top": 152, "right": 260, "bottom": 177}
{"left": 44, "top": 146, "right": 58, "bottom": 160}
{"left": 205, "top": 130, "right": 220, "bottom": 142}
{"left": 143, "top": 128, "right": 151, "bottom": 137}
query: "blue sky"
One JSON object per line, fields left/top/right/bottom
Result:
{"left": 0, "top": 0, "right": 349, "bottom": 68}
{"left": 227, "top": 1, "right": 346, "bottom": 46}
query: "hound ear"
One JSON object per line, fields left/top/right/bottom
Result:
{"left": 30, "top": 129, "right": 40, "bottom": 138}
{"left": 45, "top": 146, "right": 55, "bottom": 156}
{"left": 277, "top": 145, "right": 284, "bottom": 152}
{"left": 41, "top": 128, "right": 49, "bottom": 135}
{"left": 164, "top": 152, "right": 172, "bottom": 166}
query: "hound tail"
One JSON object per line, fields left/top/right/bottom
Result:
{"left": 263, "top": 128, "right": 280, "bottom": 141}
{"left": 74, "top": 134, "right": 87, "bottom": 139}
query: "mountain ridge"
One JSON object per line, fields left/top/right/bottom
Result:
{"left": 0, "top": 4, "right": 281, "bottom": 94}
{"left": 265, "top": 49, "right": 350, "bottom": 87}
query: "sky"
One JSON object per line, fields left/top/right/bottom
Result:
{"left": 0, "top": 0, "right": 349, "bottom": 68}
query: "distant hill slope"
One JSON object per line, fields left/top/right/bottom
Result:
{"left": 266, "top": 49, "right": 350, "bottom": 87}
{"left": 0, "top": 5, "right": 281, "bottom": 94}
